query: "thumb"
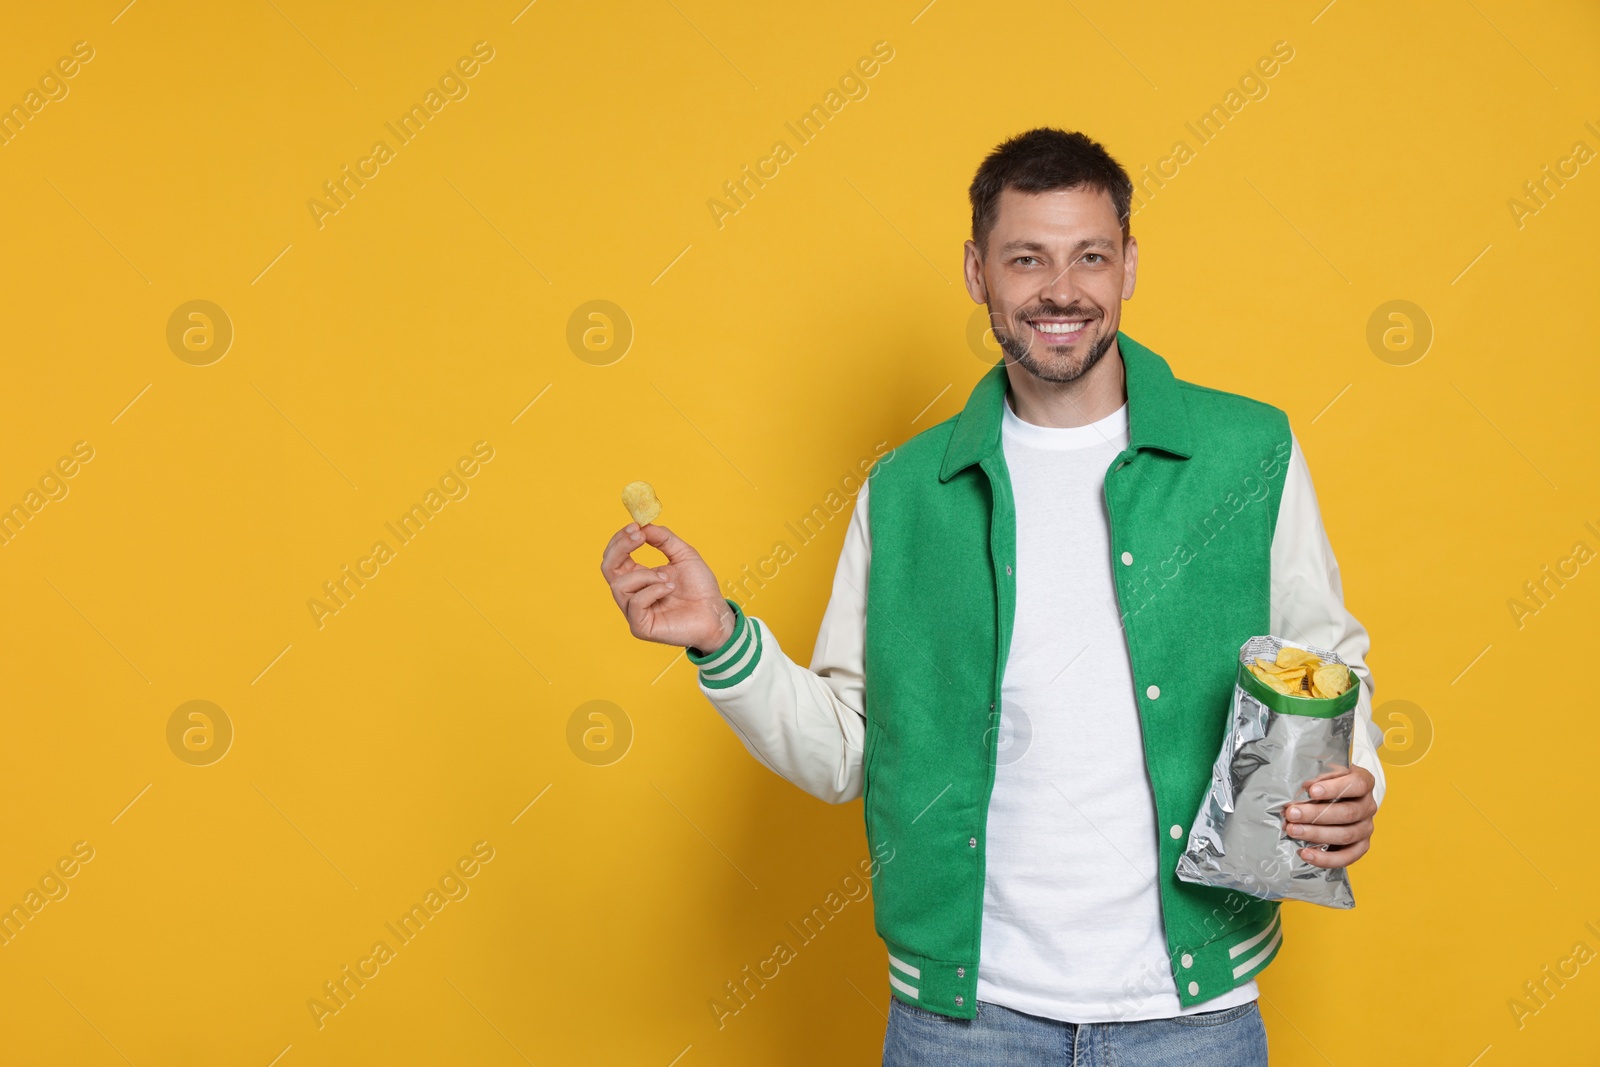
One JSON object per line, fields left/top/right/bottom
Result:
{"left": 640, "top": 523, "right": 702, "bottom": 565}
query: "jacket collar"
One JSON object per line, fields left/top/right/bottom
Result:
{"left": 937, "top": 331, "right": 1194, "bottom": 482}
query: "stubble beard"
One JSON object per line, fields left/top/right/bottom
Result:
{"left": 995, "top": 308, "right": 1116, "bottom": 385}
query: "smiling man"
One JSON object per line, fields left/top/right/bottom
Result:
{"left": 601, "top": 128, "right": 1385, "bottom": 1065}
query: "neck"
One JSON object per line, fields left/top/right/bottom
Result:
{"left": 1002, "top": 338, "right": 1128, "bottom": 428}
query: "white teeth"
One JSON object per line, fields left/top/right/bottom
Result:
{"left": 1033, "top": 320, "right": 1086, "bottom": 334}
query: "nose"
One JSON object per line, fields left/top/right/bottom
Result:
{"left": 1038, "top": 259, "right": 1081, "bottom": 311}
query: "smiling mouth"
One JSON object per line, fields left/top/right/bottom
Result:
{"left": 1026, "top": 317, "right": 1091, "bottom": 342}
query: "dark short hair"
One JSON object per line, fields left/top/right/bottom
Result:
{"left": 968, "top": 128, "right": 1133, "bottom": 256}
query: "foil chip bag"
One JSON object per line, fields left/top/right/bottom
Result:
{"left": 1175, "top": 635, "right": 1360, "bottom": 909}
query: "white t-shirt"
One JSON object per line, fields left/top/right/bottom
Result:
{"left": 974, "top": 391, "right": 1260, "bottom": 1022}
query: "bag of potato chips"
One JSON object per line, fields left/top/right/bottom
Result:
{"left": 1175, "top": 635, "right": 1360, "bottom": 909}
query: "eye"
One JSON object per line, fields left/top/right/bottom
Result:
{"left": 1012, "top": 256, "right": 1038, "bottom": 266}
{"left": 1082, "top": 253, "right": 1105, "bottom": 264}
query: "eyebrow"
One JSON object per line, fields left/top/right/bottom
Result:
{"left": 998, "top": 237, "right": 1117, "bottom": 256}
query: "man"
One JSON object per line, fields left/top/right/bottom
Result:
{"left": 601, "top": 128, "right": 1384, "bottom": 1065}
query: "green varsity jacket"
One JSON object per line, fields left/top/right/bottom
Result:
{"left": 690, "top": 333, "right": 1310, "bottom": 1020}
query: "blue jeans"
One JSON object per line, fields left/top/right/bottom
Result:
{"left": 883, "top": 997, "right": 1269, "bottom": 1066}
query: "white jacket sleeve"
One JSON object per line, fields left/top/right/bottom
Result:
{"left": 1270, "top": 433, "right": 1387, "bottom": 810}
{"left": 686, "top": 481, "right": 871, "bottom": 804}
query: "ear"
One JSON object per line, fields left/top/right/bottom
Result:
{"left": 1121, "top": 235, "right": 1139, "bottom": 301}
{"left": 963, "top": 240, "right": 988, "bottom": 304}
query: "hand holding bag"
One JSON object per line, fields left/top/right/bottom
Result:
{"left": 1175, "top": 635, "right": 1360, "bottom": 909}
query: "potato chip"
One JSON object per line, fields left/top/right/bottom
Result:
{"left": 1248, "top": 662, "right": 1297, "bottom": 694}
{"left": 621, "top": 480, "right": 663, "bottom": 526}
{"left": 1311, "top": 663, "right": 1351, "bottom": 699}
{"left": 1275, "top": 647, "right": 1322, "bottom": 670}
{"left": 1256, "top": 657, "right": 1309, "bottom": 685}
{"left": 1251, "top": 654, "right": 1352, "bottom": 701}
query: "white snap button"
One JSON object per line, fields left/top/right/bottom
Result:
{"left": 1169, "top": 824, "right": 1183, "bottom": 839}
{"left": 955, "top": 995, "right": 964, "bottom": 1006}
{"left": 969, "top": 837, "right": 978, "bottom": 848}
{"left": 1005, "top": 564, "right": 1012, "bottom": 575}
{"left": 1147, "top": 685, "right": 1160, "bottom": 700}
{"left": 1121, "top": 551, "right": 1133, "bottom": 565}
{"left": 957, "top": 966, "right": 965, "bottom": 978}
{"left": 1181, "top": 954, "right": 1193, "bottom": 968}
{"left": 1188, "top": 981, "right": 1199, "bottom": 996}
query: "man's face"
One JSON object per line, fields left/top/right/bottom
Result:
{"left": 963, "top": 185, "right": 1138, "bottom": 384}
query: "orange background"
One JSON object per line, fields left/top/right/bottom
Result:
{"left": 0, "top": 1, "right": 1596, "bottom": 1063}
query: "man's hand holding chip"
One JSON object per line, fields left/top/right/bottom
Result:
{"left": 601, "top": 522, "right": 735, "bottom": 654}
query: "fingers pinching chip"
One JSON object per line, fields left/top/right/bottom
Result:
{"left": 621, "top": 481, "right": 663, "bottom": 526}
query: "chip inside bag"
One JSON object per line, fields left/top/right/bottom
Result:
{"left": 1175, "top": 635, "right": 1361, "bottom": 909}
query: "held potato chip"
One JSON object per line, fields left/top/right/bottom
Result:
{"left": 621, "top": 481, "right": 663, "bottom": 526}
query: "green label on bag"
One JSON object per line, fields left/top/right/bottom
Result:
{"left": 1237, "top": 660, "right": 1359, "bottom": 717}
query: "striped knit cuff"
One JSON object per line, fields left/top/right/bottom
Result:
{"left": 685, "top": 599, "right": 762, "bottom": 690}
